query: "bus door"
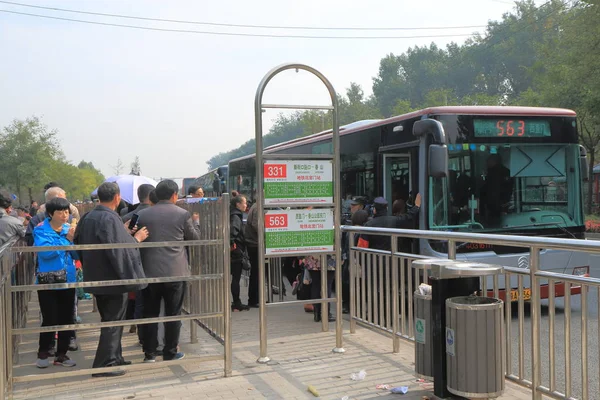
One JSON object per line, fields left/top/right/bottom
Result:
{"left": 383, "top": 154, "right": 411, "bottom": 213}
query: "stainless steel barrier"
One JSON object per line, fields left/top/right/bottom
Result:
{"left": 344, "top": 225, "right": 600, "bottom": 400}
{"left": 0, "top": 197, "right": 232, "bottom": 400}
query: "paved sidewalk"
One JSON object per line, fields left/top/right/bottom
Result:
{"left": 12, "top": 291, "right": 534, "bottom": 399}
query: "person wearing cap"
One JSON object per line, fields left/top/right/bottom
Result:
{"left": 350, "top": 197, "right": 366, "bottom": 215}
{"left": 357, "top": 194, "right": 421, "bottom": 251}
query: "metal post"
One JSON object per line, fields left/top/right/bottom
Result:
{"left": 391, "top": 236, "right": 400, "bottom": 353}
{"left": 4, "top": 265, "right": 13, "bottom": 395}
{"left": 529, "top": 246, "right": 541, "bottom": 400}
{"left": 222, "top": 194, "right": 232, "bottom": 376}
{"left": 447, "top": 239, "right": 456, "bottom": 260}
{"left": 320, "top": 255, "right": 328, "bottom": 333}
{"left": 189, "top": 244, "right": 197, "bottom": 344}
{"left": 581, "top": 284, "right": 588, "bottom": 400}
{"left": 255, "top": 68, "right": 270, "bottom": 364}
{"left": 254, "top": 63, "right": 342, "bottom": 362}
{"left": 0, "top": 279, "right": 6, "bottom": 399}
{"left": 349, "top": 232, "right": 356, "bottom": 334}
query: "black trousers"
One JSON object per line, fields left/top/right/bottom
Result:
{"left": 38, "top": 289, "right": 75, "bottom": 358}
{"left": 247, "top": 246, "right": 259, "bottom": 305}
{"left": 93, "top": 293, "right": 128, "bottom": 368}
{"left": 142, "top": 282, "right": 185, "bottom": 360}
{"left": 231, "top": 261, "right": 243, "bottom": 304}
{"left": 310, "top": 270, "right": 334, "bottom": 315}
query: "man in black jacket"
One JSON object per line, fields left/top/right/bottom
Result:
{"left": 230, "top": 195, "right": 249, "bottom": 311}
{"left": 74, "top": 182, "right": 149, "bottom": 377}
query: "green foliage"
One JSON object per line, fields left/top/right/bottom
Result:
{"left": 206, "top": 88, "right": 381, "bottom": 170}
{"left": 207, "top": 0, "right": 600, "bottom": 203}
{"left": 0, "top": 117, "right": 104, "bottom": 204}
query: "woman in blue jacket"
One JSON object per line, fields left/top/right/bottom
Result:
{"left": 33, "top": 197, "right": 78, "bottom": 368}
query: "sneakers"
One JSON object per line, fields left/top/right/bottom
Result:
{"left": 143, "top": 355, "right": 156, "bottom": 363}
{"left": 36, "top": 358, "right": 51, "bottom": 369}
{"left": 68, "top": 338, "right": 79, "bottom": 352}
{"left": 164, "top": 352, "right": 185, "bottom": 361}
{"left": 54, "top": 355, "right": 76, "bottom": 367}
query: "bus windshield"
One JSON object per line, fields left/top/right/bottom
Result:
{"left": 429, "top": 143, "right": 583, "bottom": 232}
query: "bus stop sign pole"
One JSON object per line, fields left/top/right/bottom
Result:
{"left": 254, "top": 63, "right": 344, "bottom": 363}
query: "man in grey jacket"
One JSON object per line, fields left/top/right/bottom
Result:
{"left": 136, "top": 179, "right": 200, "bottom": 362}
{"left": 74, "top": 182, "right": 149, "bottom": 377}
{"left": 0, "top": 191, "right": 26, "bottom": 246}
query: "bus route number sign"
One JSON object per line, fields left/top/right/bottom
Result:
{"left": 263, "top": 160, "right": 333, "bottom": 205}
{"left": 264, "top": 209, "right": 334, "bottom": 255}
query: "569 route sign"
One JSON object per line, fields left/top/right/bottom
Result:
{"left": 263, "top": 160, "right": 333, "bottom": 205}
{"left": 264, "top": 209, "right": 334, "bottom": 255}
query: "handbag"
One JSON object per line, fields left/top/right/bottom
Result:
{"left": 37, "top": 269, "right": 67, "bottom": 284}
{"left": 241, "top": 249, "right": 252, "bottom": 271}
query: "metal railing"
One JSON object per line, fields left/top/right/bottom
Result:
{"left": 343, "top": 225, "right": 600, "bottom": 400}
{"left": 0, "top": 198, "right": 231, "bottom": 400}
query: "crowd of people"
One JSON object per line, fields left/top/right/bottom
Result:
{"left": 1, "top": 178, "right": 422, "bottom": 376}
{"left": 0, "top": 180, "right": 201, "bottom": 376}
{"left": 228, "top": 192, "right": 421, "bottom": 323}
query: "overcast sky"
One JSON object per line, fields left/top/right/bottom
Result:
{"left": 0, "top": 0, "right": 536, "bottom": 180}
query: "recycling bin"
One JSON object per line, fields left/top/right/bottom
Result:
{"left": 411, "top": 258, "right": 462, "bottom": 381}
{"left": 446, "top": 295, "right": 504, "bottom": 398}
{"left": 414, "top": 289, "right": 433, "bottom": 380}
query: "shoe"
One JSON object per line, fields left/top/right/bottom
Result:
{"left": 247, "top": 303, "right": 259, "bottom": 308}
{"left": 54, "top": 355, "right": 76, "bottom": 367}
{"left": 156, "top": 349, "right": 164, "bottom": 356}
{"left": 164, "top": 352, "right": 185, "bottom": 361}
{"left": 328, "top": 314, "right": 336, "bottom": 322}
{"left": 92, "top": 370, "right": 127, "bottom": 378}
{"left": 118, "top": 359, "right": 132, "bottom": 366}
{"left": 231, "top": 302, "right": 250, "bottom": 311}
{"left": 68, "top": 338, "right": 79, "bottom": 352}
{"left": 304, "top": 304, "right": 314, "bottom": 313}
{"left": 342, "top": 305, "right": 350, "bottom": 314}
{"left": 143, "top": 355, "right": 156, "bottom": 363}
{"left": 313, "top": 313, "right": 321, "bottom": 322}
{"left": 129, "top": 325, "right": 137, "bottom": 334}
{"left": 36, "top": 358, "right": 50, "bottom": 369}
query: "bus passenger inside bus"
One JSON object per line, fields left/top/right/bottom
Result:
{"left": 480, "top": 154, "right": 514, "bottom": 226}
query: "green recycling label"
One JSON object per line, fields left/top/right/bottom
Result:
{"left": 415, "top": 318, "right": 426, "bottom": 344}
{"left": 263, "top": 160, "right": 333, "bottom": 205}
{"left": 264, "top": 209, "right": 334, "bottom": 255}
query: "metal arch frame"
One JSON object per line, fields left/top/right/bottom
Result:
{"left": 254, "top": 63, "right": 344, "bottom": 363}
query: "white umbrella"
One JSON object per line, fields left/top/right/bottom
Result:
{"left": 91, "top": 175, "right": 158, "bottom": 204}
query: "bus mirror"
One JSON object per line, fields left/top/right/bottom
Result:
{"left": 580, "top": 145, "right": 589, "bottom": 181}
{"left": 429, "top": 145, "right": 448, "bottom": 178}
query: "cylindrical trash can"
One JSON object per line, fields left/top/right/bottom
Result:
{"left": 414, "top": 290, "right": 433, "bottom": 380}
{"left": 446, "top": 296, "right": 504, "bottom": 398}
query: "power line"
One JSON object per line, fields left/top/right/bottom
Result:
{"left": 0, "top": 0, "right": 487, "bottom": 31}
{"left": 0, "top": 9, "right": 477, "bottom": 39}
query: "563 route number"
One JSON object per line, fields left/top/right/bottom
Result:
{"left": 264, "top": 164, "right": 287, "bottom": 179}
{"left": 265, "top": 214, "right": 288, "bottom": 229}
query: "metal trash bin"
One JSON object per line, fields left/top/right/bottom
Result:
{"left": 414, "top": 289, "right": 433, "bottom": 379}
{"left": 411, "top": 258, "right": 464, "bottom": 381}
{"left": 446, "top": 295, "right": 504, "bottom": 398}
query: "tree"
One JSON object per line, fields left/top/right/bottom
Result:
{"left": 112, "top": 158, "right": 124, "bottom": 175}
{"left": 0, "top": 117, "right": 61, "bottom": 202}
{"left": 130, "top": 156, "right": 141, "bottom": 175}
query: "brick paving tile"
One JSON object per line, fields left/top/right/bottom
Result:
{"left": 9, "top": 286, "right": 535, "bottom": 399}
